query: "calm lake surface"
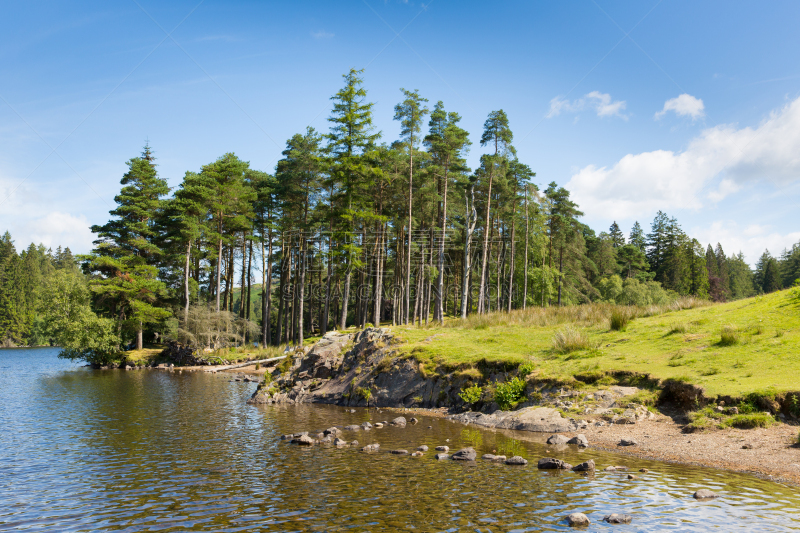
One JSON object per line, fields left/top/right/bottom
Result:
{"left": 2, "top": 348, "right": 800, "bottom": 532}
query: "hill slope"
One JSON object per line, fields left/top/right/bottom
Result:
{"left": 393, "top": 289, "right": 799, "bottom": 398}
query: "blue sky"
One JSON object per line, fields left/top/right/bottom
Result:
{"left": 2, "top": 0, "right": 799, "bottom": 264}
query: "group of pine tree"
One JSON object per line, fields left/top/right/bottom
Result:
{"left": 2, "top": 69, "right": 799, "bottom": 355}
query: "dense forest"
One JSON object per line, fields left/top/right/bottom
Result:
{"left": 2, "top": 69, "right": 799, "bottom": 356}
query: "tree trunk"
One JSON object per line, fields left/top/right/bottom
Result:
{"left": 136, "top": 322, "right": 143, "bottom": 351}
{"left": 508, "top": 216, "right": 516, "bottom": 312}
{"left": 557, "top": 244, "right": 564, "bottom": 306}
{"left": 215, "top": 234, "right": 223, "bottom": 312}
{"left": 477, "top": 169, "right": 494, "bottom": 314}
{"left": 436, "top": 167, "right": 449, "bottom": 324}
{"left": 523, "top": 188, "right": 529, "bottom": 310}
{"left": 184, "top": 240, "right": 192, "bottom": 325}
{"left": 460, "top": 184, "right": 478, "bottom": 318}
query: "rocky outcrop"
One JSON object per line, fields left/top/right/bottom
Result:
{"left": 447, "top": 407, "right": 582, "bottom": 433}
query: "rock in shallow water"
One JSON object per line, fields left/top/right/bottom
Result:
{"left": 451, "top": 447, "right": 477, "bottom": 461}
{"left": 567, "top": 434, "right": 589, "bottom": 447}
{"left": 435, "top": 453, "right": 450, "bottom": 460}
{"left": 417, "top": 445, "right": 428, "bottom": 451}
{"left": 361, "top": 443, "right": 380, "bottom": 452}
{"left": 435, "top": 445, "right": 449, "bottom": 452}
{"left": 411, "top": 451, "right": 424, "bottom": 457}
{"left": 333, "top": 438, "right": 347, "bottom": 446}
{"left": 537, "top": 458, "right": 573, "bottom": 470}
{"left": 546, "top": 434, "right": 569, "bottom": 445}
{"left": 390, "top": 449, "right": 409, "bottom": 455}
{"left": 391, "top": 416, "right": 407, "bottom": 427}
{"left": 291, "top": 435, "right": 315, "bottom": 445}
{"left": 482, "top": 454, "right": 506, "bottom": 462}
{"left": 603, "top": 513, "right": 632, "bottom": 524}
{"left": 572, "top": 460, "right": 595, "bottom": 472}
{"left": 693, "top": 489, "right": 718, "bottom": 500}
{"left": 344, "top": 425, "right": 361, "bottom": 431}
{"left": 566, "top": 512, "right": 590, "bottom": 527}
{"left": 505, "top": 456, "right": 527, "bottom": 466}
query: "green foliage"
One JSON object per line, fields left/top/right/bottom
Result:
{"left": 495, "top": 377, "right": 526, "bottom": 410}
{"left": 458, "top": 384, "right": 483, "bottom": 405}
{"left": 518, "top": 361, "right": 535, "bottom": 379}
{"left": 721, "top": 413, "right": 775, "bottom": 429}
{"left": 355, "top": 387, "right": 372, "bottom": 402}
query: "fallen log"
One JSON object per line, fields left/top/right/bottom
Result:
{"left": 205, "top": 355, "right": 287, "bottom": 373}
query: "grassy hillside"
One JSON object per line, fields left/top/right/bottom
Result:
{"left": 391, "top": 289, "right": 799, "bottom": 398}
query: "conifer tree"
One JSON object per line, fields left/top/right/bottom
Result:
{"left": 394, "top": 88, "right": 428, "bottom": 325}
{"left": 327, "top": 68, "right": 381, "bottom": 329}
{"left": 628, "top": 221, "right": 646, "bottom": 251}
{"left": 608, "top": 221, "right": 625, "bottom": 247}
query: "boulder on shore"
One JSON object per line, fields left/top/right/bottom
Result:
{"left": 567, "top": 434, "right": 589, "bottom": 447}
{"left": 546, "top": 434, "right": 570, "bottom": 445}
{"left": 618, "top": 438, "right": 638, "bottom": 446}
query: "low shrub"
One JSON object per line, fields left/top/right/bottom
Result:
{"left": 355, "top": 387, "right": 372, "bottom": 402}
{"left": 609, "top": 308, "right": 631, "bottom": 331}
{"left": 669, "top": 322, "right": 689, "bottom": 335}
{"left": 719, "top": 324, "right": 740, "bottom": 346}
{"left": 721, "top": 413, "right": 775, "bottom": 429}
{"left": 552, "top": 326, "right": 591, "bottom": 353}
{"left": 495, "top": 377, "right": 526, "bottom": 410}
{"left": 458, "top": 384, "right": 483, "bottom": 405}
{"left": 518, "top": 362, "right": 536, "bottom": 379}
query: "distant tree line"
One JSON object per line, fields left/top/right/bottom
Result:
{"left": 2, "top": 68, "right": 799, "bottom": 352}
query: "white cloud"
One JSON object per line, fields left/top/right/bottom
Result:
{"left": 547, "top": 91, "right": 627, "bottom": 119}
{"left": 655, "top": 93, "right": 705, "bottom": 120}
{"left": 311, "top": 30, "right": 334, "bottom": 39}
{"left": 25, "top": 212, "right": 94, "bottom": 252}
{"left": 567, "top": 96, "right": 800, "bottom": 220}
{"left": 692, "top": 220, "right": 800, "bottom": 266}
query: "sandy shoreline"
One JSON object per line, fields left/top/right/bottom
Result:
{"left": 379, "top": 405, "right": 800, "bottom": 486}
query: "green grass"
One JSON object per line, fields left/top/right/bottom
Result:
{"left": 390, "top": 289, "right": 800, "bottom": 398}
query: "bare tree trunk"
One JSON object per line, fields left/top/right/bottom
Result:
{"left": 137, "top": 322, "right": 143, "bottom": 351}
{"left": 298, "top": 234, "right": 306, "bottom": 348}
{"left": 436, "top": 168, "right": 449, "bottom": 323}
{"left": 557, "top": 244, "right": 564, "bottom": 306}
{"left": 184, "top": 240, "right": 192, "bottom": 325}
{"left": 460, "top": 184, "right": 478, "bottom": 318}
{"left": 508, "top": 217, "right": 516, "bottom": 312}
{"left": 215, "top": 231, "right": 223, "bottom": 312}
{"left": 373, "top": 222, "right": 384, "bottom": 326}
{"left": 477, "top": 169, "right": 494, "bottom": 314}
{"left": 523, "top": 188, "right": 529, "bottom": 310}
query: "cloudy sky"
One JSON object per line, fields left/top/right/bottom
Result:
{"left": 2, "top": 1, "right": 799, "bottom": 264}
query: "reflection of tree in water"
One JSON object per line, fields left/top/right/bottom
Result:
{"left": 496, "top": 436, "right": 526, "bottom": 459}
{"left": 461, "top": 427, "right": 483, "bottom": 448}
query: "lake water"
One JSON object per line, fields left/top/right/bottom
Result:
{"left": 2, "top": 347, "right": 800, "bottom": 532}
